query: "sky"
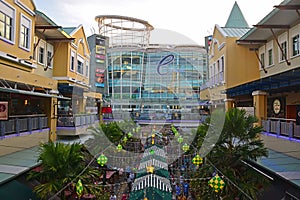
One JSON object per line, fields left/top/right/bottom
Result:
{"left": 33, "top": 0, "right": 283, "bottom": 46}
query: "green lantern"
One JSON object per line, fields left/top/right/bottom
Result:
{"left": 208, "top": 174, "right": 225, "bottom": 192}
{"left": 116, "top": 144, "right": 123, "bottom": 152}
{"left": 182, "top": 143, "right": 189, "bottom": 152}
{"left": 123, "top": 136, "right": 128, "bottom": 143}
{"left": 192, "top": 155, "right": 203, "bottom": 166}
{"left": 97, "top": 154, "right": 108, "bottom": 166}
{"left": 177, "top": 135, "right": 183, "bottom": 144}
{"left": 127, "top": 132, "right": 133, "bottom": 138}
{"left": 76, "top": 179, "right": 83, "bottom": 197}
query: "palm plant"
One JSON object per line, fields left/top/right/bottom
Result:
{"left": 191, "top": 108, "right": 269, "bottom": 200}
{"left": 27, "top": 142, "right": 103, "bottom": 200}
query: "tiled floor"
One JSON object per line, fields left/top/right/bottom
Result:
{"left": 0, "top": 146, "right": 40, "bottom": 184}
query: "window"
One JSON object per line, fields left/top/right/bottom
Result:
{"left": 280, "top": 41, "right": 287, "bottom": 61}
{"left": 70, "top": 50, "right": 75, "bottom": 71}
{"left": 85, "top": 61, "right": 89, "bottom": 77}
{"left": 268, "top": 49, "right": 273, "bottom": 66}
{"left": 292, "top": 35, "right": 300, "bottom": 56}
{"left": 47, "top": 44, "right": 53, "bottom": 68}
{"left": 260, "top": 53, "right": 265, "bottom": 69}
{"left": 77, "top": 56, "right": 84, "bottom": 74}
{"left": 19, "top": 14, "right": 31, "bottom": 50}
{"left": 38, "top": 46, "right": 45, "bottom": 64}
{"left": 0, "top": 2, "right": 15, "bottom": 42}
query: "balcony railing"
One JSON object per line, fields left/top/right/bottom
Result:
{"left": 262, "top": 118, "right": 300, "bottom": 138}
{"left": 57, "top": 114, "right": 100, "bottom": 127}
{"left": 0, "top": 115, "right": 48, "bottom": 137}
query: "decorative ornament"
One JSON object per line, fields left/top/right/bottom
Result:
{"left": 97, "top": 154, "right": 108, "bottom": 166}
{"left": 208, "top": 174, "right": 225, "bottom": 192}
{"left": 146, "top": 165, "right": 155, "bottom": 173}
{"left": 149, "top": 149, "right": 155, "bottom": 155}
{"left": 116, "top": 144, "right": 123, "bottom": 152}
{"left": 76, "top": 179, "right": 83, "bottom": 197}
{"left": 177, "top": 135, "right": 183, "bottom": 144}
{"left": 128, "top": 132, "right": 133, "bottom": 138}
{"left": 182, "top": 143, "right": 189, "bottom": 152}
{"left": 151, "top": 133, "right": 155, "bottom": 144}
{"left": 123, "top": 136, "right": 128, "bottom": 143}
{"left": 192, "top": 155, "right": 203, "bottom": 166}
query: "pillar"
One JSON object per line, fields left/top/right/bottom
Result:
{"left": 224, "top": 98, "right": 235, "bottom": 111}
{"left": 48, "top": 98, "right": 57, "bottom": 142}
{"left": 252, "top": 90, "right": 267, "bottom": 126}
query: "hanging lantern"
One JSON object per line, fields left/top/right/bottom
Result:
{"left": 116, "top": 144, "right": 123, "bottom": 152}
{"left": 123, "top": 136, "right": 128, "bottom": 143}
{"left": 149, "top": 149, "right": 155, "bottom": 155}
{"left": 208, "top": 174, "right": 225, "bottom": 192}
{"left": 76, "top": 179, "right": 83, "bottom": 197}
{"left": 177, "top": 135, "right": 183, "bottom": 144}
{"left": 128, "top": 132, "right": 133, "bottom": 138}
{"left": 182, "top": 143, "right": 189, "bottom": 152}
{"left": 97, "top": 154, "right": 108, "bottom": 166}
{"left": 192, "top": 155, "right": 203, "bottom": 166}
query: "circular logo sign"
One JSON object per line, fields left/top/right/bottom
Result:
{"left": 273, "top": 99, "right": 281, "bottom": 114}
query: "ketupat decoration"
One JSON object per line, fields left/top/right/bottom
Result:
{"left": 182, "top": 143, "right": 189, "bottom": 152}
{"left": 177, "top": 135, "right": 183, "bottom": 144}
{"left": 97, "top": 154, "right": 108, "bottom": 166}
{"left": 192, "top": 155, "right": 203, "bottom": 166}
{"left": 76, "top": 179, "right": 83, "bottom": 197}
{"left": 208, "top": 174, "right": 225, "bottom": 192}
{"left": 116, "top": 144, "right": 123, "bottom": 152}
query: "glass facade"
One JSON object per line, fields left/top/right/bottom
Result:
{"left": 105, "top": 45, "right": 208, "bottom": 113}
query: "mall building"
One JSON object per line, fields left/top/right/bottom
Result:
{"left": 89, "top": 15, "right": 208, "bottom": 121}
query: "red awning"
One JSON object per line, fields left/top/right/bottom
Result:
{"left": 100, "top": 171, "right": 116, "bottom": 179}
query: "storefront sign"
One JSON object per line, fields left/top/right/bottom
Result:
{"left": 273, "top": 99, "right": 281, "bottom": 114}
{"left": 0, "top": 101, "right": 8, "bottom": 120}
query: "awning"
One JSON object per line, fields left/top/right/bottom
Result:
{"left": 0, "top": 87, "right": 70, "bottom": 100}
{"left": 100, "top": 171, "right": 116, "bottom": 179}
{"left": 0, "top": 180, "right": 39, "bottom": 200}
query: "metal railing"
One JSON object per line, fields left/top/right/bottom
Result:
{"left": 262, "top": 118, "right": 300, "bottom": 138}
{"left": 0, "top": 115, "right": 48, "bottom": 136}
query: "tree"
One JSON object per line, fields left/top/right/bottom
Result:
{"left": 27, "top": 142, "right": 104, "bottom": 200}
{"left": 191, "top": 108, "right": 269, "bottom": 200}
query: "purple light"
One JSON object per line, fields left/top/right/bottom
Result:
{"left": 262, "top": 132, "right": 300, "bottom": 143}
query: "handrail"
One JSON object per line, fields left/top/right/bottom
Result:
{"left": 10, "top": 114, "right": 46, "bottom": 118}
{"left": 267, "top": 117, "right": 296, "bottom": 122}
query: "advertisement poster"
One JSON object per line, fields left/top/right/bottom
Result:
{"left": 0, "top": 101, "right": 8, "bottom": 120}
{"left": 95, "top": 68, "right": 105, "bottom": 87}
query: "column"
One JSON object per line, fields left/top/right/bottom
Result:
{"left": 252, "top": 90, "right": 267, "bottom": 126}
{"left": 224, "top": 98, "right": 235, "bottom": 111}
{"left": 48, "top": 98, "right": 57, "bottom": 142}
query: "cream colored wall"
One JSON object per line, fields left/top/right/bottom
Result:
{"left": 0, "top": 0, "right": 35, "bottom": 68}
{"left": 259, "top": 23, "right": 300, "bottom": 78}
{"left": 226, "top": 37, "right": 260, "bottom": 89}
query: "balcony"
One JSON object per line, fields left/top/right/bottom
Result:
{"left": 262, "top": 118, "right": 300, "bottom": 139}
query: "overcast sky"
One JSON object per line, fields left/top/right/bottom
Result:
{"left": 33, "top": 0, "right": 283, "bottom": 45}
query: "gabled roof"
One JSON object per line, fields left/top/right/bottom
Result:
{"left": 222, "top": 27, "right": 251, "bottom": 37}
{"left": 62, "top": 27, "right": 77, "bottom": 35}
{"left": 225, "top": 1, "right": 249, "bottom": 28}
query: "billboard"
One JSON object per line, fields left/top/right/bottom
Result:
{"left": 95, "top": 68, "right": 105, "bottom": 87}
